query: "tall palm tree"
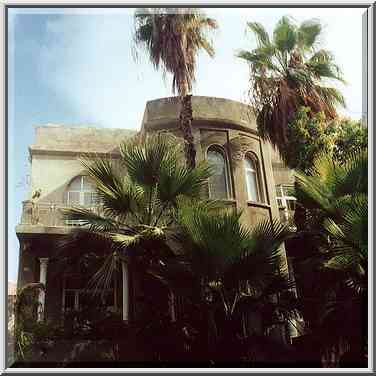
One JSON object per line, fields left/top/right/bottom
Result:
{"left": 59, "top": 133, "right": 213, "bottom": 300}
{"left": 149, "top": 203, "right": 299, "bottom": 363}
{"left": 133, "top": 8, "right": 218, "bottom": 169}
{"left": 237, "top": 16, "right": 345, "bottom": 155}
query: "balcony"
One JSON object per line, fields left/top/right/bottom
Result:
{"left": 19, "top": 200, "right": 104, "bottom": 228}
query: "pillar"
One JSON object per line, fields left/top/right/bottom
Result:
{"left": 38, "top": 258, "right": 49, "bottom": 321}
{"left": 121, "top": 260, "right": 129, "bottom": 321}
{"left": 169, "top": 291, "right": 176, "bottom": 322}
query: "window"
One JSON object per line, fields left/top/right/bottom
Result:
{"left": 62, "top": 274, "right": 116, "bottom": 313}
{"left": 276, "top": 185, "right": 296, "bottom": 210}
{"left": 63, "top": 289, "right": 115, "bottom": 312}
{"left": 66, "top": 176, "right": 99, "bottom": 207}
{"left": 207, "top": 146, "right": 231, "bottom": 199}
{"left": 244, "top": 154, "right": 262, "bottom": 202}
{"left": 276, "top": 184, "right": 297, "bottom": 230}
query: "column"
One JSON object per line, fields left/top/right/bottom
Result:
{"left": 38, "top": 258, "right": 49, "bottom": 321}
{"left": 121, "top": 260, "right": 129, "bottom": 321}
{"left": 169, "top": 291, "right": 176, "bottom": 322}
{"left": 114, "top": 273, "right": 118, "bottom": 311}
{"left": 287, "top": 257, "right": 299, "bottom": 340}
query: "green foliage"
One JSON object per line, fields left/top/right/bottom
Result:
{"left": 280, "top": 106, "right": 367, "bottom": 173}
{"left": 281, "top": 107, "right": 337, "bottom": 171}
{"left": 14, "top": 283, "right": 60, "bottom": 362}
{"left": 332, "top": 118, "right": 367, "bottom": 162}
{"left": 150, "top": 203, "right": 297, "bottom": 350}
{"left": 295, "top": 148, "right": 367, "bottom": 218}
{"left": 60, "top": 133, "right": 213, "bottom": 295}
{"left": 293, "top": 147, "right": 368, "bottom": 357}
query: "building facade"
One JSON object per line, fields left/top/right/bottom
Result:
{"left": 16, "top": 97, "right": 296, "bottom": 335}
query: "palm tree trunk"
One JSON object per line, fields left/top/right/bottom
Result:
{"left": 179, "top": 95, "right": 196, "bottom": 170}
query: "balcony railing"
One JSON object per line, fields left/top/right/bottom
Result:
{"left": 20, "top": 200, "right": 104, "bottom": 227}
{"left": 21, "top": 199, "right": 292, "bottom": 229}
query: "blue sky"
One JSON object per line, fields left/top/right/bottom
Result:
{"left": 8, "top": 7, "right": 366, "bottom": 282}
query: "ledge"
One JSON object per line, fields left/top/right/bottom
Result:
{"left": 16, "top": 224, "right": 73, "bottom": 236}
{"left": 246, "top": 201, "right": 271, "bottom": 210}
{"left": 142, "top": 96, "right": 258, "bottom": 134}
{"left": 29, "top": 147, "right": 123, "bottom": 158}
{"left": 211, "top": 199, "right": 237, "bottom": 206}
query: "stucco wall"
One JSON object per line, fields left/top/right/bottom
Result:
{"left": 31, "top": 125, "right": 136, "bottom": 154}
{"left": 28, "top": 126, "right": 136, "bottom": 201}
{"left": 30, "top": 154, "right": 87, "bottom": 202}
{"left": 142, "top": 96, "right": 281, "bottom": 229}
{"left": 142, "top": 96, "right": 257, "bottom": 133}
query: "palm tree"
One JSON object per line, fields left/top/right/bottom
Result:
{"left": 149, "top": 203, "right": 299, "bottom": 363}
{"left": 133, "top": 8, "right": 218, "bottom": 169}
{"left": 295, "top": 147, "right": 367, "bottom": 280}
{"left": 237, "top": 16, "right": 345, "bottom": 155}
{"left": 293, "top": 147, "right": 367, "bottom": 365}
{"left": 59, "top": 133, "right": 213, "bottom": 305}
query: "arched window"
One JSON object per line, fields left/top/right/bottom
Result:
{"left": 66, "top": 176, "right": 99, "bottom": 207}
{"left": 207, "top": 146, "right": 231, "bottom": 199}
{"left": 244, "top": 154, "right": 262, "bottom": 202}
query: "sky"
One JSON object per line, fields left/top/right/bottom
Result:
{"left": 7, "top": 6, "right": 367, "bottom": 282}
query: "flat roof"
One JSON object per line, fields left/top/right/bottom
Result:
{"left": 30, "top": 125, "right": 137, "bottom": 155}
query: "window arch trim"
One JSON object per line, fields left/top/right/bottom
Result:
{"left": 244, "top": 151, "right": 264, "bottom": 203}
{"left": 206, "top": 144, "right": 232, "bottom": 200}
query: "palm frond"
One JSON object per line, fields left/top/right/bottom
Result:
{"left": 120, "top": 133, "right": 174, "bottom": 187}
{"left": 297, "top": 19, "right": 322, "bottom": 49}
{"left": 273, "top": 16, "right": 297, "bottom": 53}
{"left": 79, "top": 156, "right": 147, "bottom": 221}
{"left": 133, "top": 8, "right": 217, "bottom": 95}
{"left": 158, "top": 160, "right": 212, "bottom": 204}
{"left": 85, "top": 252, "right": 119, "bottom": 299}
{"left": 110, "top": 224, "right": 165, "bottom": 249}
{"left": 295, "top": 148, "right": 367, "bottom": 217}
{"left": 224, "top": 219, "right": 291, "bottom": 293}
{"left": 61, "top": 206, "right": 121, "bottom": 232}
{"left": 246, "top": 22, "right": 270, "bottom": 47}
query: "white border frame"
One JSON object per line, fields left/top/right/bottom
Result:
{"left": 1, "top": 0, "right": 374, "bottom": 374}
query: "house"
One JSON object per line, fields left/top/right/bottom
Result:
{"left": 16, "top": 96, "right": 297, "bottom": 341}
